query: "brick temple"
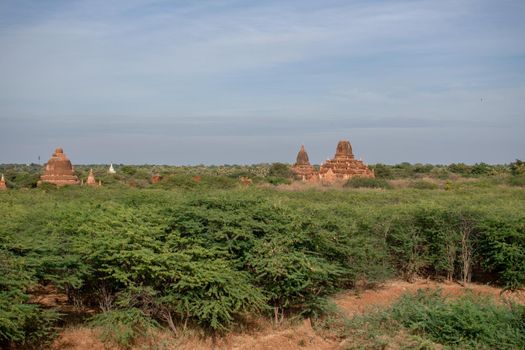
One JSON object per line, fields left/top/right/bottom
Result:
{"left": 85, "top": 168, "right": 101, "bottom": 187}
{"left": 291, "top": 145, "right": 316, "bottom": 181}
{"left": 0, "top": 174, "right": 6, "bottom": 190}
{"left": 318, "top": 140, "right": 374, "bottom": 181}
{"left": 39, "top": 147, "right": 80, "bottom": 186}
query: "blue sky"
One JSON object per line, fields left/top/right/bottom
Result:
{"left": 0, "top": 0, "right": 524, "bottom": 165}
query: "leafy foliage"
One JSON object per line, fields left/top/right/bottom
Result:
{"left": 391, "top": 289, "right": 525, "bottom": 349}
{"left": 0, "top": 169, "right": 524, "bottom": 346}
{"left": 324, "top": 289, "right": 525, "bottom": 349}
{"left": 89, "top": 308, "right": 158, "bottom": 348}
{"left": 344, "top": 177, "right": 391, "bottom": 189}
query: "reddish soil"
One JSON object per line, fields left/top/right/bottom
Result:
{"left": 47, "top": 279, "right": 524, "bottom": 350}
{"left": 333, "top": 279, "right": 524, "bottom": 316}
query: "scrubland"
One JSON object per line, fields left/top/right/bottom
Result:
{"left": 1, "top": 161, "right": 524, "bottom": 349}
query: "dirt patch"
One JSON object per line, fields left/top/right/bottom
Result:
{"left": 334, "top": 279, "right": 524, "bottom": 317}
{"left": 51, "top": 327, "right": 105, "bottom": 350}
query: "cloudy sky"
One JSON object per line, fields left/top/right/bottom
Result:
{"left": 1, "top": 0, "right": 524, "bottom": 165}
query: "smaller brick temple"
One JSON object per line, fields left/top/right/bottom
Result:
{"left": 0, "top": 174, "right": 7, "bottom": 190}
{"left": 39, "top": 147, "right": 80, "bottom": 186}
{"left": 291, "top": 145, "right": 316, "bottom": 181}
{"left": 319, "top": 140, "right": 374, "bottom": 181}
{"left": 151, "top": 174, "right": 162, "bottom": 184}
{"left": 85, "top": 168, "right": 100, "bottom": 187}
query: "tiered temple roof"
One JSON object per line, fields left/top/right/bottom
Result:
{"left": 291, "top": 145, "right": 316, "bottom": 181}
{"left": 319, "top": 140, "right": 374, "bottom": 181}
{"left": 39, "top": 148, "right": 80, "bottom": 186}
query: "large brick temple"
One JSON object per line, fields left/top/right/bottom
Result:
{"left": 39, "top": 147, "right": 80, "bottom": 186}
{"left": 319, "top": 140, "right": 374, "bottom": 181}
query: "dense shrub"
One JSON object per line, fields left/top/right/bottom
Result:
{"left": 391, "top": 290, "right": 525, "bottom": 349}
{"left": 1, "top": 179, "right": 525, "bottom": 346}
{"left": 334, "top": 289, "right": 525, "bottom": 349}
{"left": 471, "top": 162, "right": 494, "bottom": 176}
{"left": 476, "top": 217, "right": 525, "bottom": 290}
{"left": 508, "top": 175, "right": 525, "bottom": 187}
{"left": 509, "top": 159, "right": 525, "bottom": 176}
{"left": 344, "top": 177, "right": 391, "bottom": 189}
{"left": 0, "top": 251, "right": 59, "bottom": 347}
{"left": 90, "top": 308, "right": 158, "bottom": 348}
{"left": 448, "top": 162, "right": 472, "bottom": 176}
{"left": 370, "top": 164, "right": 393, "bottom": 179}
{"left": 268, "top": 163, "right": 293, "bottom": 178}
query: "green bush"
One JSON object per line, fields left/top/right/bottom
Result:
{"left": 471, "top": 162, "right": 494, "bottom": 176}
{"left": 508, "top": 176, "right": 525, "bottom": 187}
{"left": 476, "top": 217, "right": 525, "bottom": 291}
{"left": 0, "top": 251, "right": 59, "bottom": 347}
{"left": 448, "top": 163, "right": 472, "bottom": 176}
{"left": 89, "top": 308, "right": 158, "bottom": 348}
{"left": 331, "top": 289, "right": 525, "bottom": 349}
{"left": 344, "top": 177, "right": 391, "bottom": 189}
{"left": 510, "top": 159, "right": 525, "bottom": 176}
{"left": 267, "top": 176, "right": 292, "bottom": 185}
{"left": 370, "top": 164, "right": 393, "bottom": 179}
{"left": 268, "top": 163, "right": 293, "bottom": 178}
{"left": 391, "top": 289, "right": 525, "bottom": 349}
{"left": 164, "top": 261, "right": 265, "bottom": 331}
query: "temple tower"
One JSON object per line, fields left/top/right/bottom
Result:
{"left": 39, "top": 147, "right": 80, "bottom": 186}
{"left": 291, "top": 145, "right": 316, "bottom": 181}
{"left": 319, "top": 140, "right": 374, "bottom": 182}
{"left": 0, "top": 174, "right": 7, "bottom": 190}
{"left": 86, "top": 168, "right": 99, "bottom": 186}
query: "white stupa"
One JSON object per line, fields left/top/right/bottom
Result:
{"left": 108, "top": 163, "right": 116, "bottom": 174}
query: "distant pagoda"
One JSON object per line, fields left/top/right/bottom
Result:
{"left": 319, "top": 140, "right": 374, "bottom": 182}
{"left": 108, "top": 163, "right": 116, "bottom": 174}
{"left": 151, "top": 174, "right": 162, "bottom": 184}
{"left": 39, "top": 147, "right": 80, "bottom": 186}
{"left": 85, "top": 168, "right": 101, "bottom": 187}
{"left": 291, "top": 145, "right": 316, "bottom": 181}
{"left": 0, "top": 174, "right": 7, "bottom": 190}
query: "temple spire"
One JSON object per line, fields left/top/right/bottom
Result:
{"left": 86, "top": 168, "right": 97, "bottom": 186}
{"left": 0, "top": 174, "right": 6, "bottom": 191}
{"left": 292, "top": 144, "right": 316, "bottom": 181}
{"left": 334, "top": 140, "right": 354, "bottom": 159}
{"left": 295, "top": 145, "right": 310, "bottom": 166}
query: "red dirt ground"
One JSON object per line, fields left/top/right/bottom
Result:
{"left": 48, "top": 279, "right": 525, "bottom": 350}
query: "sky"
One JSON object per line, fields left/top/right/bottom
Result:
{"left": 0, "top": 0, "right": 524, "bottom": 165}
